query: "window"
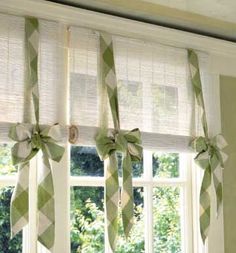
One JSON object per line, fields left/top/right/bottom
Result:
{"left": 68, "top": 26, "right": 197, "bottom": 253}
{"left": 0, "top": 1, "right": 227, "bottom": 253}
{"left": 0, "top": 144, "right": 23, "bottom": 253}
{"left": 70, "top": 147, "right": 193, "bottom": 253}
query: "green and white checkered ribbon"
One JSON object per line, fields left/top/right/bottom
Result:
{"left": 95, "top": 32, "right": 143, "bottom": 251}
{"left": 9, "top": 17, "right": 65, "bottom": 251}
{"left": 188, "top": 49, "right": 227, "bottom": 243}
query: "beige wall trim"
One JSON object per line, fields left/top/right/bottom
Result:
{"left": 1, "top": 0, "right": 236, "bottom": 58}
{"left": 50, "top": 0, "right": 236, "bottom": 41}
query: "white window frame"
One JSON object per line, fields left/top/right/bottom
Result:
{"left": 0, "top": 0, "right": 235, "bottom": 252}
{"left": 70, "top": 149, "right": 193, "bottom": 253}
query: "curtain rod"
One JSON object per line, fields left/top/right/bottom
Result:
{"left": 47, "top": 0, "right": 236, "bottom": 43}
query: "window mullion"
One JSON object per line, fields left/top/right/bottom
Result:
{"left": 143, "top": 150, "right": 153, "bottom": 253}
{"left": 29, "top": 157, "right": 38, "bottom": 253}
{"left": 179, "top": 154, "right": 194, "bottom": 253}
{"left": 50, "top": 24, "right": 70, "bottom": 253}
{"left": 0, "top": 176, "right": 16, "bottom": 187}
{"left": 104, "top": 159, "right": 112, "bottom": 253}
{"left": 23, "top": 227, "right": 29, "bottom": 253}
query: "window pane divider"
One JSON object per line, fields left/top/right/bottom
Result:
{"left": 28, "top": 157, "right": 38, "bottom": 253}
{"left": 70, "top": 176, "right": 186, "bottom": 187}
{"left": 143, "top": 150, "right": 153, "bottom": 253}
{"left": 0, "top": 175, "right": 16, "bottom": 187}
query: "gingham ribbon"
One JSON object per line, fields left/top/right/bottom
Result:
{"left": 9, "top": 17, "right": 65, "bottom": 251}
{"left": 95, "top": 32, "right": 143, "bottom": 251}
{"left": 188, "top": 49, "right": 227, "bottom": 243}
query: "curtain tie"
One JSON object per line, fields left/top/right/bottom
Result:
{"left": 9, "top": 123, "right": 64, "bottom": 165}
{"left": 95, "top": 128, "right": 142, "bottom": 250}
{"left": 191, "top": 134, "right": 227, "bottom": 241}
{"left": 9, "top": 123, "right": 64, "bottom": 249}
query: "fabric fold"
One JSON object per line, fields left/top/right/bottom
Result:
{"left": 96, "top": 32, "right": 143, "bottom": 251}
{"left": 9, "top": 17, "right": 65, "bottom": 251}
{"left": 188, "top": 49, "right": 227, "bottom": 243}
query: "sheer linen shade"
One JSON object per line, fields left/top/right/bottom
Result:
{"left": 0, "top": 16, "right": 203, "bottom": 152}
{"left": 0, "top": 14, "right": 65, "bottom": 127}
{"left": 69, "top": 27, "right": 195, "bottom": 138}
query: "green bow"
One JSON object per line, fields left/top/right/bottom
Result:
{"left": 191, "top": 134, "right": 227, "bottom": 241}
{"left": 188, "top": 48, "right": 228, "bottom": 243}
{"left": 9, "top": 17, "right": 65, "bottom": 250}
{"left": 96, "top": 128, "right": 142, "bottom": 161}
{"left": 9, "top": 123, "right": 65, "bottom": 166}
{"left": 9, "top": 122, "right": 65, "bottom": 249}
{"left": 96, "top": 128, "right": 142, "bottom": 249}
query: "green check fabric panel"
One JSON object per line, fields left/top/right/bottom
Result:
{"left": 10, "top": 17, "right": 39, "bottom": 240}
{"left": 11, "top": 163, "right": 29, "bottom": 237}
{"left": 25, "top": 17, "right": 39, "bottom": 123}
{"left": 188, "top": 50, "right": 208, "bottom": 138}
{"left": 96, "top": 32, "right": 143, "bottom": 252}
{"left": 100, "top": 33, "right": 120, "bottom": 130}
{"left": 100, "top": 33, "right": 121, "bottom": 250}
{"left": 188, "top": 49, "right": 227, "bottom": 243}
{"left": 10, "top": 17, "right": 65, "bottom": 251}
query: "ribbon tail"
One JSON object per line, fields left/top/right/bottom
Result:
{"left": 199, "top": 165, "right": 211, "bottom": 243}
{"left": 214, "top": 178, "right": 223, "bottom": 215}
{"left": 105, "top": 152, "right": 119, "bottom": 251}
{"left": 121, "top": 153, "right": 134, "bottom": 238}
{"left": 38, "top": 153, "right": 55, "bottom": 251}
{"left": 210, "top": 152, "right": 223, "bottom": 215}
{"left": 11, "top": 162, "right": 29, "bottom": 238}
{"left": 212, "top": 168, "right": 223, "bottom": 216}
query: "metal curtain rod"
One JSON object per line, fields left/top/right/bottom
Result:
{"left": 47, "top": 0, "right": 236, "bottom": 43}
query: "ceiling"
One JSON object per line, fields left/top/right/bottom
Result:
{"left": 144, "top": 0, "right": 236, "bottom": 23}
{"left": 47, "top": 0, "right": 236, "bottom": 42}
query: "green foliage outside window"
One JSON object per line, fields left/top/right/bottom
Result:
{"left": 0, "top": 144, "right": 16, "bottom": 175}
{"left": 0, "top": 187, "right": 22, "bottom": 252}
{"left": 70, "top": 147, "right": 181, "bottom": 253}
{"left": 0, "top": 144, "right": 22, "bottom": 252}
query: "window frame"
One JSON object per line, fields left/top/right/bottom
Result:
{"left": 70, "top": 147, "right": 194, "bottom": 253}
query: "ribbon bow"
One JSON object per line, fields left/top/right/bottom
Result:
{"left": 95, "top": 128, "right": 142, "bottom": 249}
{"left": 9, "top": 17, "right": 65, "bottom": 251}
{"left": 9, "top": 123, "right": 64, "bottom": 166}
{"left": 9, "top": 123, "right": 64, "bottom": 249}
{"left": 191, "top": 134, "right": 227, "bottom": 241}
{"left": 96, "top": 128, "right": 142, "bottom": 161}
{"left": 188, "top": 49, "right": 228, "bottom": 243}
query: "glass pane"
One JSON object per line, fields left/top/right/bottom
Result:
{"left": 71, "top": 186, "right": 104, "bottom": 252}
{"left": 70, "top": 186, "right": 144, "bottom": 253}
{"left": 153, "top": 187, "right": 181, "bottom": 253}
{"left": 117, "top": 153, "right": 143, "bottom": 178}
{"left": 0, "top": 144, "right": 17, "bottom": 175}
{"left": 0, "top": 187, "right": 22, "bottom": 252}
{"left": 116, "top": 187, "right": 145, "bottom": 252}
{"left": 71, "top": 146, "right": 104, "bottom": 177}
{"left": 153, "top": 153, "right": 179, "bottom": 178}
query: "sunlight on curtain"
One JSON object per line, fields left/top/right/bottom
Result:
{"left": 0, "top": 14, "right": 65, "bottom": 126}
{"left": 69, "top": 26, "right": 195, "bottom": 139}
